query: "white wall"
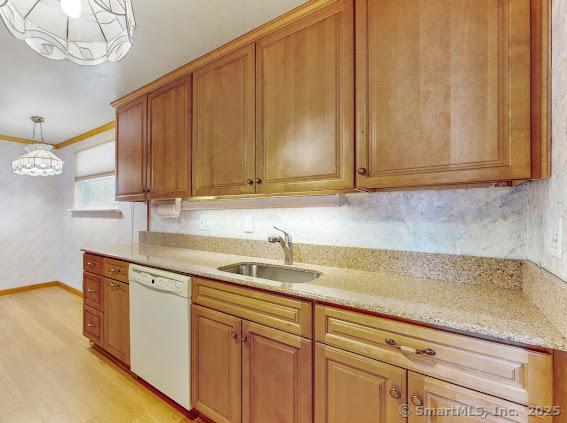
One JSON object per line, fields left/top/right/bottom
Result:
{"left": 526, "top": 0, "right": 567, "bottom": 281}
{"left": 0, "top": 142, "right": 60, "bottom": 289}
{"left": 56, "top": 130, "right": 147, "bottom": 290}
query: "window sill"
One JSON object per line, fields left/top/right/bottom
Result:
{"left": 68, "top": 208, "right": 122, "bottom": 216}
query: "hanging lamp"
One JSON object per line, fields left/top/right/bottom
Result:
{"left": 12, "top": 116, "right": 64, "bottom": 176}
{"left": 0, "top": 0, "right": 136, "bottom": 66}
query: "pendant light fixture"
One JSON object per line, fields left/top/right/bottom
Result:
{"left": 0, "top": 0, "right": 136, "bottom": 66}
{"left": 12, "top": 116, "right": 64, "bottom": 176}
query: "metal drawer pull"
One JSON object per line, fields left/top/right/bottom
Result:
{"left": 87, "top": 322, "right": 95, "bottom": 328}
{"left": 109, "top": 267, "right": 119, "bottom": 273}
{"left": 411, "top": 395, "right": 424, "bottom": 406}
{"left": 87, "top": 288, "right": 96, "bottom": 293}
{"left": 230, "top": 331, "right": 238, "bottom": 339}
{"left": 87, "top": 262, "right": 95, "bottom": 267}
{"left": 385, "top": 338, "right": 436, "bottom": 357}
{"left": 241, "top": 335, "right": 248, "bottom": 343}
{"left": 108, "top": 282, "right": 119, "bottom": 289}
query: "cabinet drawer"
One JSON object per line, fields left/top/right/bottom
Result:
{"left": 83, "top": 253, "right": 104, "bottom": 276}
{"left": 315, "top": 305, "right": 552, "bottom": 406}
{"left": 103, "top": 258, "right": 129, "bottom": 283}
{"left": 192, "top": 277, "right": 312, "bottom": 338}
{"left": 83, "top": 272, "right": 104, "bottom": 311}
{"left": 83, "top": 305, "right": 103, "bottom": 346}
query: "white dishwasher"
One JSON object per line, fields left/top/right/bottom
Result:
{"left": 129, "top": 264, "right": 192, "bottom": 410}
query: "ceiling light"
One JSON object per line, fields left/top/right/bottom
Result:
{"left": 61, "top": 0, "right": 82, "bottom": 19}
{"left": 0, "top": 0, "right": 136, "bottom": 66}
{"left": 12, "top": 116, "right": 64, "bottom": 177}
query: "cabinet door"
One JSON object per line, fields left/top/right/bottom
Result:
{"left": 241, "top": 320, "right": 312, "bottom": 423}
{"left": 148, "top": 75, "right": 192, "bottom": 199}
{"left": 193, "top": 45, "right": 256, "bottom": 197}
{"left": 356, "top": 0, "right": 532, "bottom": 189}
{"left": 315, "top": 344, "right": 406, "bottom": 423}
{"left": 255, "top": 0, "right": 354, "bottom": 194}
{"left": 103, "top": 278, "right": 130, "bottom": 365}
{"left": 192, "top": 305, "right": 242, "bottom": 423}
{"left": 116, "top": 96, "right": 147, "bottom": 201}
{"left": 408, "top": 372, "right": 551, "bottom": 423}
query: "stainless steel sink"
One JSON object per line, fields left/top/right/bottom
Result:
{"left": 218, "top": 262, "right": 321, "bottom": 284}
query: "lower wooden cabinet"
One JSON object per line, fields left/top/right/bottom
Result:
{"left": 192, "top": 305, "right": 312, "bottom": 423}
{"left": 242, "top": 320, "right": 312, "bottom": 423}
{"left": 192, "top": 305, "right": 242, "bottom": 423}
{"left": 83, "top": 304, "right": 104, "bottom": 347}
{"left": 408, "top": 372, "right": 551, "bottom": 423}
{"left": 103, "top": 278, "right": 130, "bottom": 365}
{"left": 315, "top": 343, "right": 406, "bottom": 423}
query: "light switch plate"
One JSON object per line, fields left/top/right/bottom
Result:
{"left": 546, "top": 218, "right": 563, "bottom": 259}
{"left": 244, "top": 215, "right": 254, "bottom": 233}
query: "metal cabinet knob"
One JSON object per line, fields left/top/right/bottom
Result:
{"left": 411, "top": 395, "right": 424, "bottom": 406}
{"left": 87, "top": 288, "right": 95, "bottom": 293}
{"left": 230, "top": 331, "right": 238, "bottom": 339}
{"left": 241, "top": 335, "right": 248, "bottom": 343}
{"left": 357, "top": 167, "right": 367, "bottom": 175}
{"left": 87, "top": 322, "right": 95, "bottom": 328}
{"left": 87, "top": 262, "right": 95, "bottom": 267}
{"left": 246, "top": 179, "right": 254, "bottom": 185}
{"left": 389, "top": 388, "right": 401, "bottom": 399}
{"left": 254, "top": 178, "right": 262, "bottom": 184}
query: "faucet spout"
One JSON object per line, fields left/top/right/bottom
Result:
{"left": 268, "top": 227, "right": 293, "bottom": 265}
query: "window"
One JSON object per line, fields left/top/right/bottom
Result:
{"left": 74, "top": 141, "right": 117, "bottom": 209}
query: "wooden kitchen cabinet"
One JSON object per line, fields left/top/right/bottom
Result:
{"left": 242, "top": 320, "right": 312, "bottom": 423}
{"left": 103, "top": 278, "right": 130, "bottom": 366}
{"left": 355, "top": 0, "right": 544, "bottom": 189}
{"left": 116, "top": 96, "right": 147, "bottom": 201}
{"left": 315, "top": 343, "right": 406, "bottom": 423}
{"left": 408, "top": 372, "right": 552, "bottom": 423}
{"left": 192, "top": 45, "right": 256, "bottom": 197}
{"left": 148, "top": 75, "right": 192, "bottom": 199}
{"left": 255, "top": 0, "right": 354, "bottom": 194}
{"left": 192, "top": 305, "right": 242, "bottom": 423}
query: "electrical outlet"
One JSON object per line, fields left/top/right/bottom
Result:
{"left": 244, "top": 215, "right": 254, "bottom": 233}
{"left": 199, "top": 215, "right": 210, "bottom": 232}
{"left": 546, "top": 218, "right": 563, "bottom": 259}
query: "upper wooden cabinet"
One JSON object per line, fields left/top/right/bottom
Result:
{"left": 192, "top": 45, "right": 256, "bottom": 197}
{"left": 148, "top": 75, "right": 192, "bottom": 199}
{"left": 116, "top": 96, "right": 147, "bottom": 201}
{"left": 255, "top": 0, "right": 354, "bottom": 194}
{"left": 355, "top": 0, "right": 545, "bottom": 189}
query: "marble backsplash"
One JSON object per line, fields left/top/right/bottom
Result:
{"left": 140, "top": 231, "right": 523, "bottom": 290}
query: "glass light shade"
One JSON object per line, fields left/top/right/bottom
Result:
{"left": 12, "top": 144, "right": 64, "bottom": 176}
{"left": 0, "top": 0, "right": 136, "bottom": 65}
{"left": 61, "top": 0, "right": 81, "bottom": 18}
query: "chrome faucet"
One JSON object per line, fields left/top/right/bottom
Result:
{"left": 268, "top": 226, "right": 293, "bottom": 265}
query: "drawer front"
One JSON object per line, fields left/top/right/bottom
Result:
{"left": 315, "top": 305, "right": 552, "bottom": 406}
{"left": 192, "top": 277, "right": 312, "bottom": 338}
{"left": 103, "top": 258, "right": 129, "bottom": 283}
{"left": 83, "top": 272, "right": 104, "bottom": 311}
{"left": 83, "top": 253, "right": 104, "bottom": 276}
{"left": 83, "top": 305, "right": 103, "bottom": 346}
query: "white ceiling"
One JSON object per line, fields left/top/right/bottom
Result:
{"left": 0, "top": 0, "right": 305, "bottom": 143}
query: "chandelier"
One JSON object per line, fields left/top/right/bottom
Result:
{"left": 12, "top": 116, "right": 64, "bottom": 176}
{"left": 0, "top": 0, "right": 136, "bottom": 65}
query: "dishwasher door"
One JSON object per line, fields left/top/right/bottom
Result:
{"left": 129, "top": 268, "right": 191, "bottom": 410}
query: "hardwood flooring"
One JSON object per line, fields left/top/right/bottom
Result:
{"left": 0, "top": 286, "right": 193, "bottom": 422}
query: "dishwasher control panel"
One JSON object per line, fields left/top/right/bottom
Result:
{"left": 129, "top": 264, "right": 191, "bottom": 298}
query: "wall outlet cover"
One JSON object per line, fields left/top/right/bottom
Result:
{"left": 244, "top": 215, "right": 254, "bottom": 233}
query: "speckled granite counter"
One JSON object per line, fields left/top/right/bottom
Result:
{"left": 82, "top": 243, "right": 567, "bottom": 351}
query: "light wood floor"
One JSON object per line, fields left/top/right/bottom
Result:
{"left": 0, "top": 286, "right": 195, "bottom": 423}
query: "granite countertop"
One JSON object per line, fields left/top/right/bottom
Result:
{"left": 82, "top": 243, "right": 567, "bottom": 351}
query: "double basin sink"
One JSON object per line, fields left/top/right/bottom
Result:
{"left": 218, "top": 262, "right": 321, "bottom": 284}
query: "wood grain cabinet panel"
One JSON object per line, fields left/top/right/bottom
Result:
{"left": 408, "top": 372, "right": 552, "bottom": 423}
{"left": 255, "top": 0, "right": 354, "bottom": 194}
{"left": 83, "top": 305, "right": 103, "bottom": 347}
{"left": 242, "top": 320, "right": 312, "bottom": 423}
{"left": 192, "top": 45, "right": 256, "bottom": 197}
{"left": 83, "top": 272, "right": 104, "bottom": 311}
{"left": 103, "top": 258, "right": 129, "bottom": 284}
{"left": 315, "top": 343, "right": 406, "bottom": 423}
{"left": 355, "top": 0, "right": 533, "bottom": 189}
{"left": 103, "top": 278, "right": 130, "bottom": 365}
{"left": 83, "top": 253, "right": 104, "bottom": 276}
{"left": 116, "top": 96, "right": 148, "bottom": 201}
{"left": 192, "top": 305, "right": 242, "bottom": 423}
{"left": 315, "top": 305, "right": 553, "bottom": 406}
{"left": 148, "top": 75, "right": 192, "bottom": 199}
